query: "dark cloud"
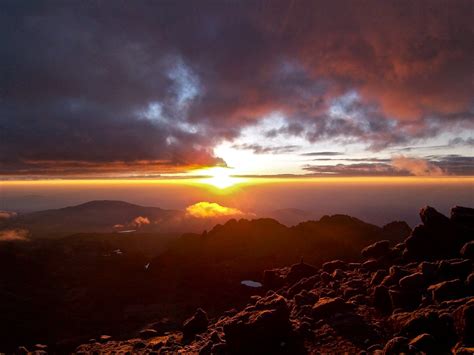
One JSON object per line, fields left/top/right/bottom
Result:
{"left": 303, "top": 155, "right": 474, "bottom": 176}
{"left": 231, "top": 144, "right": 299, "bottom": 155}
{"left": 300, "top": 151, "right": 343, "bottom": 157}
{"left": 303, "top": 162, "right": 401, "bottom": 176}
{"left": 1, "top": 0, "right": 473, "bottom": 175}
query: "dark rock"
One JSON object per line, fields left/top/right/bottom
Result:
{"left": 382, "top": 336, "right": 409, "bottom": 354}
{"left": 362, "top": 240, "right": 391, "bottom": 259}
{"left": 99, "top": 335, "right": 112, "bottom": 343}
{"left": 223, "top": 294, "right": 292, "bottom": 353}
{"left": 320, "top": 271, "right": 332, "bottom": 283}
{"left": 362, "top": 259, "right": 380, "bottom": 271}
{"left": 420, "top": 206, "right": 451, "bottom": 226}
{"left": 287, "top": 275, "right": 320, "bottom": 297}
{"left": 438, "top": 259, "right": 472, "bottom": 281}
{"left": 373, "top": 285, "right": 392, "bottom": 313}
{"left": 419, "top": 261, "right": 438, "bottom": 282}
{"left": 312, "top": 297, "right": 353, "bottom": 319}
{"left": 343, "top": 287, "right": 361, "bottom": 299}
{"left": 405, "top": 207, "right": 467, "bottom": 261}
{"left": 399, "top": 272, "right": 425, "bottom": 290}
{"left": 451, "top": 206, "right": 474, "bottom": 229}
{"left": 408, "top": 333, "right": 436, "bottom": 353}
{"left": 139, "top": 328, "right": 158, "bottom": 339}
{"left": 332, "top": 269, "right": 346, "bottom": 279}
{"left": 133, "top": 341, "right": 147, "bottom": 350}
{"left": 286, "top": 261, "right": 317, "bottom": 284}
{"left": 454, "top": 301, "right": 474, "bottom": 345}
{"left": 294, "top": 289, "right": 318, "bottom": 306}
{"left": 152, "top": 342, "right": 164, "bottom": 350}
{"left": 367, "top": 344, "right": 383, "bottom": 351}
{"left": 461, "top": 241, "right": 474, "bottom": 260}
{"left": 183, "top": 308, "right": 209, "bottom": 339}
{"left": 382, "top": 221, "right": 412, "bottom": 241}
{"left": 371, "top": 270, "right": 388, "bottom": 286}
{"left": 381, "top": 266, "right": 409, "bottom": 287}
{"left": 389, "top": 288, "right": 421, "bottom": 311}
{"left": 428, "top": 279, "right": 465, "bottom": 302}
{"left": 322, "top": 260, "right": 346, "bottom": 273}
{"left": 467, "top": 273, "right": 474, "bottom": 293}
{"left": 390, "top": 309, "right": 457, "bottom": 348}
{"left": 17, "top": 347, "right": 29, "bottom": 355}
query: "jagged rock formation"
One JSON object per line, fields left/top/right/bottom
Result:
{"left": 74, "top": 205, "right": 473, "bottom": 354}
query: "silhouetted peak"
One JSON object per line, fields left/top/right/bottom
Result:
{"left": 66, "top": 200, "right": 145, "bottom": 210}
{"left": 319, "top": 214, "right": 365, "bottom": 226}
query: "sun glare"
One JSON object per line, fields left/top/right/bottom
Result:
{"left": 200, "top": 167, "right": 243, "bottom": 189}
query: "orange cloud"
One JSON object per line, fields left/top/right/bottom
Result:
{"left": 186, "top": 202, "right": 244, "bottom": 218}
{"left": 392, "top": 156, "right": 444, "bottom": 176}
{"left": 0, "top": 211, "right": 17, "bottom": 219}
{"left": 132, "top": 216, "right": 150, "bottom": 227}
{"left": 0, "top": 229, "right": 30, "bottom": 242}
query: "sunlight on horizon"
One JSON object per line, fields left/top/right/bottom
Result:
{"left": 196, "top": 167, "right": 246, "bottom": 189}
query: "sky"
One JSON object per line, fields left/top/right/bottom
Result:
{"left": 1, "top": 0, "right": 473, "bottom": 178}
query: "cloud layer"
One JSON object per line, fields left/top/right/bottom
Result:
{"left": 186, "top": 202, "right": 243, "bottom": 218}
{"left": 1, "top": 1, "right": 473, "bottom": 176}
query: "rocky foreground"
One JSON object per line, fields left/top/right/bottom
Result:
{"left": 74, "top": 206, "right": 474, "bottom": 354}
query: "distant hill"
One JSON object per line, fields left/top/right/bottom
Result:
{"left": 0, "top": 200, "right": 184, "bottom": 237}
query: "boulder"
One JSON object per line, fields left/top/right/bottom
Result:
{"left": 183, "top": 308, "right": 209, "bottom": 339}
{"left": 461, "top": 241, "right": 474, "bottom": 260}
{"left": 438, "top": 259, "right": 472, "bottom": 281}
{"left": 451, "top": 206, "right": 474, "bottom": 229}
{"left": 322, "top": 260, "right": 346, "bottom": 273}
{"left": 381, "top": 266, "right": 409, "bottom": 287}
{"left": 428, "top": 279, "right": 465, "bottom": 302}
{"left": 362, "top": 240, "right": 391, "bottom": 259}
{"left": 389, "top": 288, "right": 421, "bottom": 311}
{"left": 332, "top": 269, "right": 346, "bottom": 279}
{"left": 382, "top": 336, "right": 409, "bottom": 354}
{"left": 405, "top": 207, "right": 467, "bottom": 261}
{"left": 371, "top": 270, "right": 388, "bottom": 286}
{"left": 420, "top": 206, "right": 451, "bottom": 226}
{"left": 409, "top": 333, "right": 437, "bottom": 353}
{"left": 399, "top": 272, "right": 425, "bottom": 290}
{"left": 287, "top": 275, "right": 319, "bottom": 298}
{"left": 373, "top": 285, "right": 392, "bottom": 313}
{"left": 223, "top": 294, "right": 292, "bottom": 353}
{"left": 454, "top": 301, "right": 474, "bottom": 345}
{"left": 390, "top": 309, "right": 457, "bottom": 348}
{"left": 312, "top": 297, "right": 353, "bottom": 319}
{"left": 419, "top": 261, "right": 438, "bottom": 282}
{"left": 362, "top": 259, "right": 380, "bottom": 271}
{"left": 467, "top": 273, "right": 474, "bottom": 293}
{"left": 286, "top": 262, "right": 317, "bottom": 284}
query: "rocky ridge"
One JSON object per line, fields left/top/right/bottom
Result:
{"left": 75, "top": 206, "right": 474, "bottom": 354}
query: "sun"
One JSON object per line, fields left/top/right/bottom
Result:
{"left": 200, "top": 167, "right": 243, "bottom": 189}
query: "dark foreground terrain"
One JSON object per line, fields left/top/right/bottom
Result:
{"left": 0, "top": 202, "right": 411, "bottom": 353}
{"left": 75, "top": 206, "right": 474, "bottom": 354}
